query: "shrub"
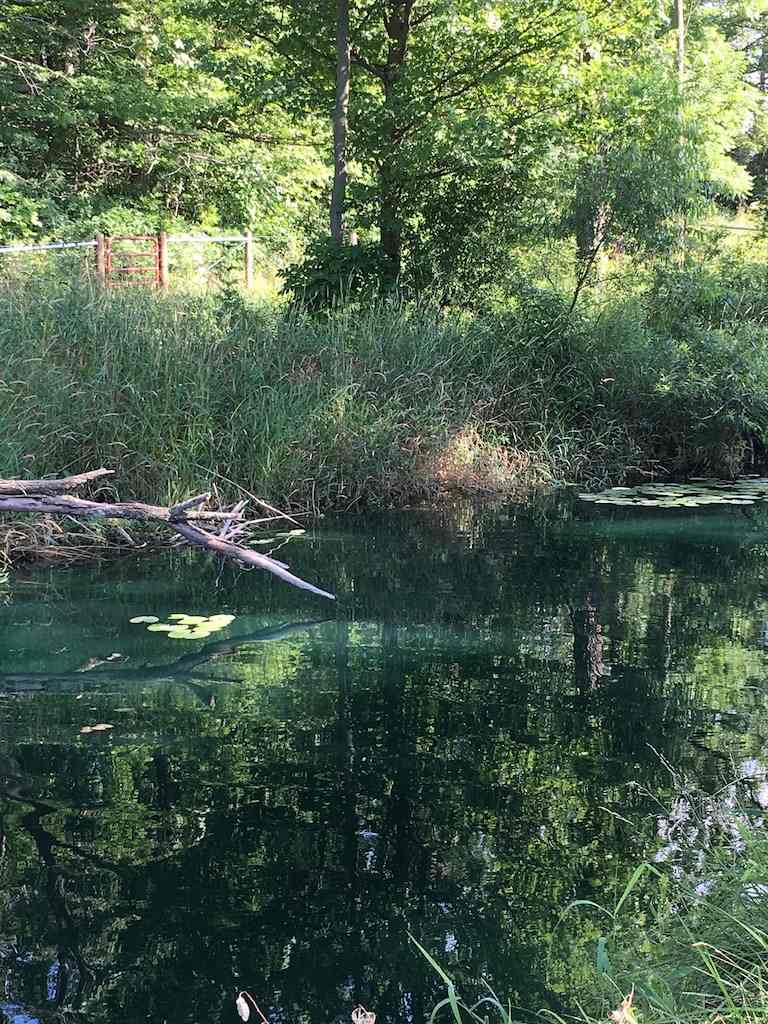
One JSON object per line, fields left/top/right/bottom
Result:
{"left": 280, "top": 236, "right": 397, "bottom": 310}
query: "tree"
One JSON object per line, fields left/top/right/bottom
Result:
{"left": 545, "top": 2, "right": 757, "bottom": 307}
{"left": 330, "top": 0, "right": 351, "bottom": 241}
{"left": 0, "top": 0, "right": 325, "bottom": 248}
{"left": 206, "top": 0, "right": 632, "bottom": 282}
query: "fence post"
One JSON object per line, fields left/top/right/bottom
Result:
{"left": 158, "top": 231, "right": 169, "bottom": 289}
{"left": 95, "top": 233, "right": 106, "bottom": 284}
{"left": 244, "top": 230, "right": 254, "bottom": 290}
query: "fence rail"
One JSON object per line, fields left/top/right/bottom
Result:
{"left": 0, "top": 230, "right": 255, "bottom": 288}
{"left": 166, "top": 234, "right": 246, "bottom": 243}
{"left": 0, "top": 240, "right": 97, "bottom": 254}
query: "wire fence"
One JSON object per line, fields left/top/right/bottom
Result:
{"left": 0, "top": 240, "right": 97, "bottom": 254}
{"left": 0, "top": 231, "right": 255, "bottom": 289}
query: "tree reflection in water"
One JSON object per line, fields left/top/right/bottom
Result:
{"left": 0, "top": 504, "right": 766, "bottom": 1023}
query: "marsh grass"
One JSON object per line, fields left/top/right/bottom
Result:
{"left": 416, "top": 770, "right": 768, "bottom": 1024}
{"left": 3, "top": 275, "right": 768, "bottom": 509}
{"left": 0, "top": 513, "right": 175, "bottom": 567}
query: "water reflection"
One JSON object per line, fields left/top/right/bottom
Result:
{"left": 0, "top": 504, "right": 766, "bottom": 1023}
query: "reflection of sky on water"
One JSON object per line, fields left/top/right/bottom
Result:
{"left": 0, "top": 1004, "right": 40, "bottom": 1024}
{"left": 46, "top": 964, "right": 58, "bottom": 1001}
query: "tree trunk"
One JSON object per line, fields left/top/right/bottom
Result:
{"left": 377, "top": 2, "right": 413, "bottom": 275}
{"left": 575, "top": 206, "right": 606, "bottom": 266}
{"left": 571, "top": 47, "right": 607, "bottom": 306}
{"left": 673, "top": 0, "right": 684, "bottom": 88}
{"left": 330, "top": 0, "right": 351, "bottom": 242}
{"left": 380, "top": 152, "right": 402, "bottom": 273}
{"left": 571, "top": 198, "right": 608, "bottom": 311}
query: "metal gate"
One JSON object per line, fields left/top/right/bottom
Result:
{"left": 104, "top": 235, "right": 162, "bottom": 287}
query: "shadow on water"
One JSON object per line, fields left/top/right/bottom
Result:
{"left": 0, "top": 500, "right": 767, "bottom": 1022}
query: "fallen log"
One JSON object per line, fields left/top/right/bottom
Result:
{"left": 0, "top": 470, "right": 335, "bottom": 600}
{"left": 0, "top": 468, "right": 114, "bottom": 495}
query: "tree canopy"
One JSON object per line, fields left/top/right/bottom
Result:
{"left": 0, "top": 0, "right": 764, "bottom": 289}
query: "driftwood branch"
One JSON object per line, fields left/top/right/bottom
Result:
{"left": 0, "top": 471, "right": 335, "bottom": 601}
{"left": 0, "top": 468, "right": 114, "bottom": 495}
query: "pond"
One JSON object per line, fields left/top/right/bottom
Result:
{"left": 0, "top": 498, "right": 767, "bottom": 1024}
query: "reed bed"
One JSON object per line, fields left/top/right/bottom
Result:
{"left": 2, "top": 274, "right": 768, "bottom": 510}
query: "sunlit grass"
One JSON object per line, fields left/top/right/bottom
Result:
{"left": 2, "top": 271, "right": 768, "bottom": 508}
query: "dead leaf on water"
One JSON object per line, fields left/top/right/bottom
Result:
{"left": 609, "top": 989, "right": 637, "bottom": 1024}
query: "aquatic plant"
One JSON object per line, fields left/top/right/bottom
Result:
{"left": 416, "top": 768, "right": 768, "bottom": 1024}
{"left": 579, "top": 479, "right": 768, "bottom": 509}
{"left": 130, "top": 611, "right": 236, "bottom": 640}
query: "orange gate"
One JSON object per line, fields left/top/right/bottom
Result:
{"left": 100, "top": 234, "right": 168, "bottom": 288}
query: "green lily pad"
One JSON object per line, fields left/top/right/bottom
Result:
{"left": 579, "top": 477, "right": 768, "bottom": 510}
{"left": 130, "top": 615, "right": 159, "bottom": 624}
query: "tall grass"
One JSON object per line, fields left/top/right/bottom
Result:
{"left": 2, "top": 273, "right": 768, "bottom": 508}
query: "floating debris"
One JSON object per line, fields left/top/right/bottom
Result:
{"left": 579, "top": 478, "right": 768, "bottom": 509}
{"left": 235, "top": 992, "right": 269, "bottom": 1024}
{"left": 129, "top": 615, "right": 159, "bottom": 624}
{"left": 352, "top": 1007, "right": 376, "bottom": 1024}
{"left": 80, "top": 723, "right": 114, "bottom": 734}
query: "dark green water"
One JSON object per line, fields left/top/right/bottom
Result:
{"left": 1, "top": 500, "right": 768, "bottom": 1024}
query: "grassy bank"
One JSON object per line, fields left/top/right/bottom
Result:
{"left": 2, "top": 267, "right": 768, "bottom": 509}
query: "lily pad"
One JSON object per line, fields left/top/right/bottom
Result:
{"left": 578, "top": 478, "right": 768, "bottom": 509}
{"left": 129, "top": 615, "right": 159, "bottom": 624}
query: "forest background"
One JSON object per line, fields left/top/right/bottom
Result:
{"left": 3, "top": 1, "right": 768, "bottom": 506}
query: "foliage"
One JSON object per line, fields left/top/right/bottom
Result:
{"left": 4, "top": 271, "right": 768, "bottom": 509}
{"left": 280, "top": 235, "right": 397, "bottom": 309}
{"left": 419, "top": 768, "right": 768, "bottom": 1024}
{"left": 0, "top": 0, "right": 326, "bottom": 249}
{"left": 561, "top": 771, "right": 768, "bottom": 1024}
{"left": 0, "top": 0, "right": 765, "bottom": 288}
